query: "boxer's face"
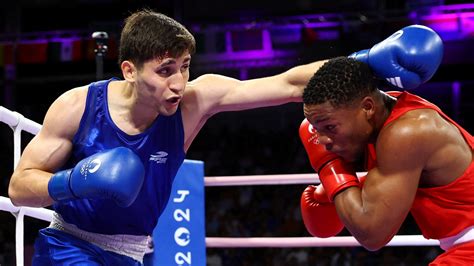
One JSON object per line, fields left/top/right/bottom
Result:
{"left": 134, "top": 52, "right": 191, "bottom": 116}
{"left": 304, "top": 100, "right": 372, "bottom": 162}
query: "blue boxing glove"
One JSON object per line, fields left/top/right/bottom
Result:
{"left": 48, "top": 147, "right": 145, "bottom": 207}
{"left": 349, "top": 25, "right": 443, "bottom": 90}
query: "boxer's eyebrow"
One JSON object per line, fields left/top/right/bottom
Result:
{"left": 158, "top": 59, "right": 176, "bottom": 67}
{"left": 314, "top": 117, "right": 329, "bottom": 124}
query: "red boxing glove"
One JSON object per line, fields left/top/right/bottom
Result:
{"left": 299, "top": 119, "right": 359, "bottom": 201}
{"left": 301, "top": 184, "right": 344, "bottom": 238}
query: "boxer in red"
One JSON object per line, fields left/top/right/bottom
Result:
{"left": 300, "top": 55, "right": 474, "bottom": 264}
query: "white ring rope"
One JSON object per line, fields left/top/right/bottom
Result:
{"left": 206, "top": 236, "right": 439, "bottom": 248}
{"left": 0, "top": 196, "right": 53, "bottom": 222}
{"left": 1, "top": 106, "right": 42, "bottom": 169}
{"left": 0, "top": 106, "right": 439, "bottom": 266}
{"left": 205, "top": 172, "right": 368, "bottom": 186}
{"left": 0, "top": 106, "right": 42, "bottom": 135}
{"left": 1, "top": 106, "right": 43, "bottom": 266}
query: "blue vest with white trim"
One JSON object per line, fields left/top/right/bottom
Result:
{"left": 52, "top": 79, "right": 185, "bottom": 235}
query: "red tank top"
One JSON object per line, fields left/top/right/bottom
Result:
{"left": 365, "top": 91, "right": 474, "bottom": 239}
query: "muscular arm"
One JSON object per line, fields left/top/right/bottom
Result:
{"left": 8, "top": 87, "right": 86, "bottom": 207}
{"left": 333, "top": 118, "right": 437, "bottom": 250}
{"left": 181, "top": 60, "right": 327, "bottom": 150}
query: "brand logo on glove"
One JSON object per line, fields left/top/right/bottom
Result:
{"left": 386, "top": 77, "right": 403, "bottom": 88}
{"left": 79, "top": 158, "right": 102, "bottom": 179}
{"left": 88, "top": 159, "right": 101, "bottom": 173}
{"left": 307, "top": 124, "right": 320, "bottom": 144}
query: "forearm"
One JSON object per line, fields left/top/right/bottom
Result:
{"left": 284, "top": 60, "right": 328, "bottom": 100}
{"left": 333, "top": 187, "right": 401, "bottom": 250}
{"left": 9, "top": 169, "right": 54, "bottom": 208}
{"left": 198, "top": 59, "right": 328, "bottom": 113}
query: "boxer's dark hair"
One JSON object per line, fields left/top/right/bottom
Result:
{"left": 119, "top": 9, "right": 196, "bottom": 69}
{"left": 303, "top": 57, "right": 378, "bottom": 107}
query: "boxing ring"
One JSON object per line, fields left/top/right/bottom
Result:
{"left": 0, "top": 106, "right": 439, "bottom": 266}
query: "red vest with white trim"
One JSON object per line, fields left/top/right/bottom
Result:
{"left": 365, "top": 91, "right": 474, "bottom": 239}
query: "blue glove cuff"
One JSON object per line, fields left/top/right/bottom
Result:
{"left": 48, "top": 169, "right": 74, "bottom": 202}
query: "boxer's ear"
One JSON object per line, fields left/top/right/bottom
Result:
{"left": 361, "top": 96, "right": 375, "bottom": 120}
{"left": 121, "top": 60, "right": 136, "bottom": 82}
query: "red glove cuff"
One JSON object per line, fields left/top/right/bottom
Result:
{"left": 318, "top": 159, "right": 359, "bottom": 202}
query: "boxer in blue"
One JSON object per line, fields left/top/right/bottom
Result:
{"left": 8, "top": 8, "right": 441, "bottom": 265}
{"left": 8, "top": 9, "right": 328, "bottom": 265}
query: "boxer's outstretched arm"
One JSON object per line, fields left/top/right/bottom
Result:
{"left": 191, "top": 60, "right": 327, "bottom": 112}
{"left": 181, "top": 60, "right": 327, "bottom": 150}
{"left": 8, "top": 87, "right": 86, "bottom": 207}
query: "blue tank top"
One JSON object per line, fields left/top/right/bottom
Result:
{"left": 53, "top": 79, "right": 185, "bottom": 235}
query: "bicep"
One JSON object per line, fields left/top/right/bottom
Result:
{"left": 362, "top": 164, "right": 421, "bottom": 227}
{"left": 15, "top": 89, "right": 84, "bottom": 174}
{"left": 8, "top": 90, "right": 84, "bottom": 207}
{"left": 366, "top": 124, "right": 432, "bottom": 210}
{"left": 17, "top": 129, "right": 73, "bottom": 173}
{"left": 181, "top": 74, "right": 252, "bottom": 147}
{"left": 8, "top": 123, "right": 75, "bottom": 207}
{"left": 359, "top": 130, "right": 427, "bottom": 230}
